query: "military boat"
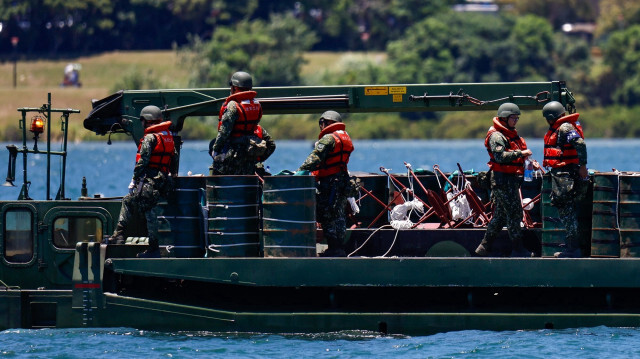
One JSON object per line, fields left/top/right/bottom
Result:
{"left": 2, "top": 82, "right": 639, "bottom": 335}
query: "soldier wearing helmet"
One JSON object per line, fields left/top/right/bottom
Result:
{"left": 296, "top": 110, "right": 355, "bottom": 257}
{"left": 475, "top": 103, "right": 534, "bottom": 257}
{"left": 542, "top": 101, "right": 588, "bottom": 258}
{"left": 110, "top": 105, "right": 177, "bottom": 258}
{"left": 210, "top": 71, "right": 273, "bottom": 175}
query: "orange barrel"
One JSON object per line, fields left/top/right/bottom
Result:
{"left": 157, "top": 176, "right": 206, "bottom": 258}
{"left": 206, "top": 175, "right": 260, "bottom": 257}
{"left": 590, "top": 173, "right": 620, "bottom": 257}
{"left": 262, "top": 175, "right": 317, "bottom": 257}
{"left": 619, "top": 174, "right": 640, "bottom": 257}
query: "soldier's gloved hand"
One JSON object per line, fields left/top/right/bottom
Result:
{"left": 294, "top": 170, "right": 309, "bottom": 176}
{"left": 213, "top": 151, "right": 227, "bottom": 163}
{"left": 128, "top": 180, "right": 136, "bottom": 195}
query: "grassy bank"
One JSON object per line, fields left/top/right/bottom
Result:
{"left": 0, "top": 51, "right": 635, "bottom": 142}
{"left": 0, "top": 51, "right": 191, "bottom": 141}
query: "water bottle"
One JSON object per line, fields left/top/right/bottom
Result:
{"left": 524, "top": 158, "right": 533, "bottom": 182}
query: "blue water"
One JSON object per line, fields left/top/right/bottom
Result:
{"left": 1, "top": 326, "right": 640, "bottom": 358}
{"left": 1, "top": 138, "right": 638, "bottom": 201}
{"left": 2, "top": 139, "right": 640, "bottom": 356}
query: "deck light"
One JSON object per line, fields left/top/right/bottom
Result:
{"left": 30, "top": 115, "right": 45, "bottom": 150}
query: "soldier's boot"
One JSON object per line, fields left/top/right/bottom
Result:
{"left": 510, "top": 237, "right": 533, "bottom": 258}
{"left": 475, "top": 237, "right": 493, "bottom": 257}
{"left": 320, "top": 237, "right": 346, "bottom": 257}
{"left": 553, "top": 236, "right": 582, "bottom": 258}
{"left": 137, "top": 237, "right": 160, "bottom": 258}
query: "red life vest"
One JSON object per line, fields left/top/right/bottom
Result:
{"left": 543, "top": 113, "right": 584, "bottom": 168}
{"left": 135, "top": 121, "right": 174, "bottom": 173}
{"left": 484, "top": 117, "right": 527, "bottom": 175}
{"left": 312, "top": 122, "right": 354, "bottom": 178}
{"left": 218, "top": 91, "right": 262, "bottom": 137}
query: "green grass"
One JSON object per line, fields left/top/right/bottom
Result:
{"left": 0, "top": 50, "right": 386, "bottom": 141}
{"left": 0, "top": 51, "right": 191, "bottom": 141}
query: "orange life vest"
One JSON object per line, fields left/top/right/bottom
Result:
{"left": 218, "top": 91, "right": 262, "bottom": 137}
{"left": 542, "top": 113, "right": 584, "bottom": 168}
{"left": 484, "top": 117, "right": 527, "bottom": 175}
{"left": 135, "top": 121, "right": 174, "bottom": 173}
{"left": 312, "top": 122, "right": 354, "bottom": 178}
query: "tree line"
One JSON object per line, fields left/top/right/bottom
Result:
{"left": 3, "top": 0, "right": 640, "bottom": 137}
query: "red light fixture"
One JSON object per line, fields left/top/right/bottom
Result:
{"left": 30, "top": 115, "right": 45, "bottom": 134}
{"left": 30, "top": 115, "right": 45, "bottom": 151}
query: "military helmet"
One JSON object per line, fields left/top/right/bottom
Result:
{"left": 319, "top": 110, "right": 342, "bottom": 123}
{"left": 542, "top": 101, "right": 566, "bottom": 122}
{"left": 496, "top": 103, "right": 521, "bottom": 119}
{"left": 229, "top": 71, "right": 253, "bottom": 89}
{"left": 140, "top": 105, "right": 162, "bottom": 123}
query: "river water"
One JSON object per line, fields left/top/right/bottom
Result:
{"left": 1, "top": 138, "right": 637, "bottom": 201}
{"left": 1, "top": 139, "right": 640, "bottom": 357}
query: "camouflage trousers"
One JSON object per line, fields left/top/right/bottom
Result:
{"left": 113, "top": 175, "right": 170, "bottom": 248}
{"left": 555, "top": 197, "right": 580, "bottom": 249}
{"left": 479, "top": 183, "right": 523, "bottom": 251}
{"left": 211, "top": 143, "right": 257, "bottom": 175}
{"left": 549, "top": 168, "right": 586, "bottom": 249}
{"left": 316, "top": 172, "right": 350, "bottom": 247}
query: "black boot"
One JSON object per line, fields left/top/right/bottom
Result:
{"left": 137, "top": 238, "right": 160, "bottom": 258}
{"left": 320, "top": 237, "right": 346, "bottom": 257}
{"left": 510, "top": 237, "right": 533, "bottom": 258}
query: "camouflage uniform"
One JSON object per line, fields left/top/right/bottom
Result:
{"left": 548, "top": 123, "right": 588, "bottom": 252}
{"left": 113, "top": 133, "right": 175, "bottom": 247}
{"left": 211, "top": 101, "right": 267, "bottom": 175}
{"left": 478, "top": 131, "right": 526, "bottom": 255}
{"left": 254, "top": 126, "right": 276, "bottom": 176}
{"left": 299, "top": 135, "right": 353, "bottom": 255}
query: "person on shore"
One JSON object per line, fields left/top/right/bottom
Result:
{"left": 475, "top": 103, "right": 533, "bottom": 257}
{"left": 542, "top": 101, "right": 589, "bottom": 258}
{"left": 111, "top": 105, "right": 177, "bottom": 258}
{"left": 296, "top": 110, "right": 354, "bottom": 257}
{"left": 209, "top": 71, "right": 270, "bottom": 175}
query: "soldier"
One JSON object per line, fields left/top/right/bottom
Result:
{"left": 296, "top": 110, "right": 354, "bottom": 257}
{"left": 542, "top": 101, "right": 589, "bottom": 258}
{"left": 475, "top": 103, "right": 533, "bottom": 257}
{"left": 210, "top": 71, "right": 271, "bottom": 175}
{"left": 111, "top": 105, "right": 177, "bottom": 258}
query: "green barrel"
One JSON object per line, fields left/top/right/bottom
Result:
{"left": 157, "top": 176, "right": 206, "bottom": 258}
{"left": 206, "top": 176, "right": 261, "bottom": 257}
{"left": 619, "top": 174, "right": 640, "bottom": 257}
{"left": 541, "top": 174, "right": 564, "bottom": 257}
{"left": 262, "top": 175, "right": 317, "bottom": 257}
{"left": 352, "top": 173, "right": 389, "bottom": 227}
{"left": 590, "top": 173, "right": 620, "bottom": 257}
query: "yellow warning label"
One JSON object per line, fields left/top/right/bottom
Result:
{"left": 393, "top": 94, "right": 403, "bottom": 102}
{"left": 364, "top": 86, "right": 388, "bottom": 96}
{"left": 389, "top": 87, "right": 406, "bottom": 95}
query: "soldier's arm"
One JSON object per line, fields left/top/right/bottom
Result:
{"left": 490, "top": 132, "right": 522, "bottom": 164}
{"left": 564, "top": 126, "right": 587, "bottom": 166}
{"left": 133, "top": 134, "right": 157, "bottom": 181}
{"left": 261, "top": 127, "right": 276, "bottom": 161}
{"left": 298, "top": 135, "right": 335, "bottom": 171}
{"left": 212, "top": 101, "right": 238, "bottom": 153}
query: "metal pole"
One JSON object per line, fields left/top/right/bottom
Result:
{"left": 47, "top": 93, "right": 51, "bottom": 200}
{"left": 59, "top": 112, "right": 69, "bottom": 199}
{"left": 19, "top": 111, "right": 29, "bottom": 199}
